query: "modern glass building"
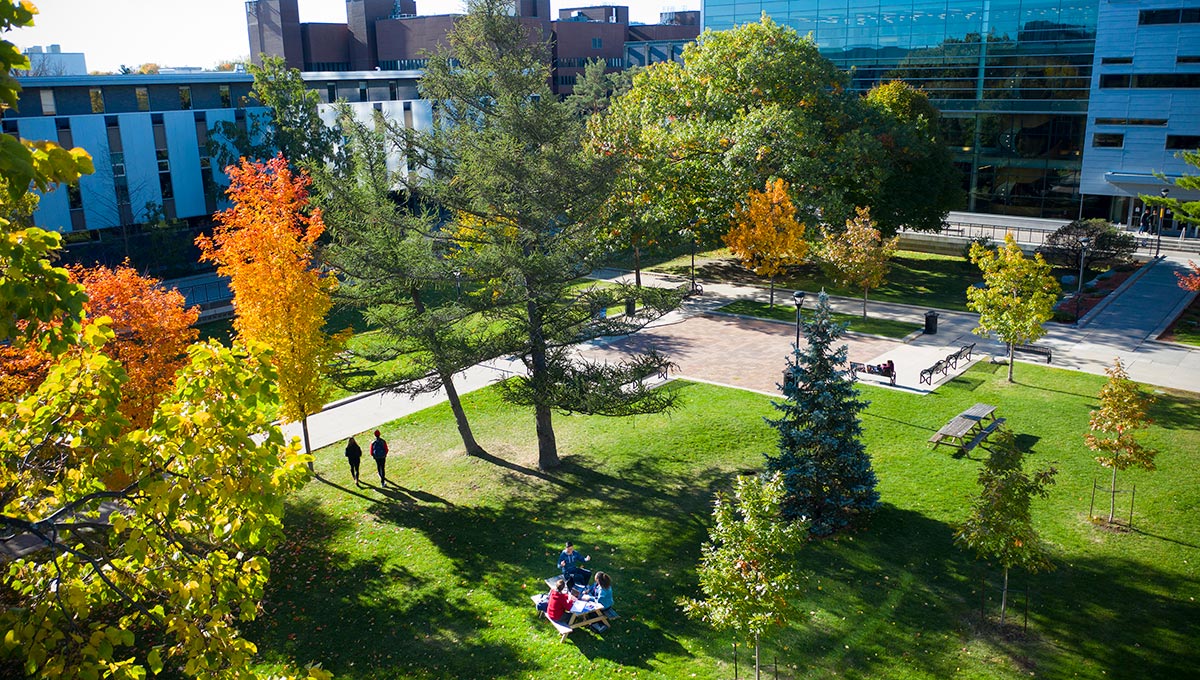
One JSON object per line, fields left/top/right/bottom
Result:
{"left": 703, "top": 1, "right": 1101, "bottom": 220}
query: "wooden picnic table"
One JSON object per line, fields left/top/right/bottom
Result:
{"left": 929, "top": 403, "right": 1005, "bottom": 453}
{"left": 566, "top": 600, "right": 609, "bottom": 630}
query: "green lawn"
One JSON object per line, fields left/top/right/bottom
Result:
{"left": 1163, "top": 296, "right": 1200, "bottom": 347}
{"left": 719, "top": 299, "right": 923, "bottom": 339}
{"left": 648, "top": 248, "right": 980, "bottom": 311}
{"left": 249, "top": 364, "right": 1200, "bottom": 679}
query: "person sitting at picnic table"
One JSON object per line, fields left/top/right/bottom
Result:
{"left": 581, "top": 571, "right": 614, "bottom": 614}
{"left": 558, "top": 541, "right": 591, "bottom": 588}
{"left": 545, "top": 578, "right": 574, "bottom": 624}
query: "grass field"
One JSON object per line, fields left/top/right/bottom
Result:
{"left": 646, "top": 249, "right": 981, "bottom": 312}
{"left": 718, "top": 299, "right": 923, "bottom": 339}
{"left": 249, "top": 363, "right": 1200, "bottom": 680}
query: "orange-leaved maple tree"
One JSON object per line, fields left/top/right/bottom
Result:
{"left": 723, "top": 177, "right": 809, "bottom": 307}
{"left": 1179, "top": 261, "right": 1200, "bottom": 291}
{"left": 72, "top": 262, "right": 200, "bottom": 428}
{"left": 820, "top": 207, "right": 900, "bottom": 318}
{"left": 197, "top": 154, "right": 345, "bottom": 457}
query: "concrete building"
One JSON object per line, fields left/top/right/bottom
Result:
{"left": 8, "top": 70, "right": 427, "bottom": 240}
{"left": 246, "top": 0, "right": 700, "bottom": 95}
{"left": 19, "top": 45, "right": 87, "bottom": 76}
{"left": 1081, "top": 0, "right": 1200, "bottom": 233}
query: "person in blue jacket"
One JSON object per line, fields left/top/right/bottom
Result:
{"left": 557, "top": 541, "right": 591, "bottom": 588}
{"left": 582, "top": 571, "right": 614, "bottom": 614}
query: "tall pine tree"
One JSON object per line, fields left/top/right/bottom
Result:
{"left": 766, "top": 291, "right": 879, "bottom": 535}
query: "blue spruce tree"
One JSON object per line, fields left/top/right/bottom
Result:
{"left": 766, "top": 291, "right": 879, "bottom": 536}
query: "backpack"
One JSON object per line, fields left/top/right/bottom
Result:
{"left": 371, "top": 439, "right": 388, "bottom": 458}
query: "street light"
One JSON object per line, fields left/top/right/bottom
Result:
{"left": 793, "top": 290, "right": 806, "bottom": 348}
{"left": 1156, "top": 187, "right": 1169, "bottom": 257}
{"left": 1075, "top": 237, "right": 1091, "bottom": 324}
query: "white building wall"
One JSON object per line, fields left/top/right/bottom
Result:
{"left": 69, "top": 116, "right": 119, "bottom": 229}
{"left": 1082, "top": 0, "right": 1200, "bottom": 199}
{"left": 164, "top": 111, "right": 206, "bottom": 218}
{"left": 21, "top": 117, "right": 71, "bottom": 231}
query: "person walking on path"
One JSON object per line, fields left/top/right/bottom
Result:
{"left": 344, "top": 437, "right": 362, "bottom": 486}
{"left": 370, "top": 430, "right": 389, "bottom": 486}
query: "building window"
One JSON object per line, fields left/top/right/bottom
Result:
{"left": 1140, "top": 8, "right": 1200, "bottom": 25}
{"left": 111, "top": 151, "right": 125, "bottom": 178}
{"left": 220, "top": 85, "right": 231, "bottom": 108}
{"left": 39, "top": 89, "right": 55, "bottom": 115}
{"left": 179, "top": 86, "right": 192, "bottom": 110}
{"left": 89, "top": 88, "right": 105, "bottom": 113}
{"left": 592, "top": 37, "right": 603, "bottom": 50}
{"left": 1178, "top": 56, "right": 1200, "bottom": 63}
{"left": 136, "top": 87, "right": 150, "bottom": 112}
{"left": 359, "top": 81, "right": 368, "bottom": 102}
{"left": 558, "top": 75, "right": 577, "bottom": 86}
{"left": 67, "top": 183, "right": 82, "bottom": 210}
{"left": 1094, "top": 118, "right": 1167, "bottom": 126}
{"left": 389, "top": 80, "right": 398, "bottom": 100}
{"left": 1134, "top": 73, "right": 1200, "bottom": 88}
{"left": 1099, "top": 74, "right": 1131, "bottom": 89}
{"left": 1167, "top": 135, "right": 1200, "bottom": 149}
{"left": 327, "top": 83, "right": 337, "bottom": 103}
{"left": 1092, "top": 133, "right": 1124, "bottom": 148}
{"left": 1100, "top": 57, "right": 1132, "bottom": 65}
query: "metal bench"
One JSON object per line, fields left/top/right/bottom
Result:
{"left": 919, "top": 359, "right": 948, "bottom": 385}
{"left": 946, "top": 342, "right": 976, "bottom": 369}
{"left": 849, "top": 361, "right": 896, "bottom": 386}
{"left": 1011, "top": 343, "right": 1052, "bottom": 363}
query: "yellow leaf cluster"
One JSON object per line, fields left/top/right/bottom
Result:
{"left": 724, "top": 178, "right": 809, "bottom": 280}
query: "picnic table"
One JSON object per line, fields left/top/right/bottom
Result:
{"left": 531, "top": 592, "right": 611, "bottom": 642}
{"left": 928, "top": 403, "right": 1005, "bottom": 453}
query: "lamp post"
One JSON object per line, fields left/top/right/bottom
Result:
{"left": 793, "top": 290, "right": 806, "bottom": 348}
{"left": 1156, "top": 187, "right": 1169, "bottom": 257}
{"left": 1075, "top": 237, "right": 1090, "bottom": 324}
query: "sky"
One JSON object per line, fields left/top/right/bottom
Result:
{"left": 14, "top": 0, "right": 702, "bottom": 73}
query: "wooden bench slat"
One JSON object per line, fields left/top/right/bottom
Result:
{"left": 963, "top": 417, "right": 1006, "bottom": 453}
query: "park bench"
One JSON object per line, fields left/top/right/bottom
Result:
{"left": 919, "top": 359, "right": 949, "bottom": 385}
{"left": 1010, "top": 343, "right": 1052, "bottom": 363}
{"left": 545, "top": 612, "right": 574, "bottom": 642}
{"left": 849, "top": 361, "right": 896, "bottom": 386}
{"left": 945, "top": 342, "right": 976, "bottom": 369}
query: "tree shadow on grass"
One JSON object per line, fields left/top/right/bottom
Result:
{"left": 1148, "top": 390, "right": 1200, "bottom": 431}
{"left": 249, "top": 498, "right": 535, "bottom": 680}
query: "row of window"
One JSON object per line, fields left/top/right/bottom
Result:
{"left": 41, "top": 85, "right": 234, "bottom": 116}
{"left": 1102, "top": 56, "right": 1200, "bottom": 65}
{"left": 553, "top": 57, "right": 624, "bottom": 69}
{"left": 1138, "top": 8, "right": 1200, "bottom": 25}
{"left": 1093, "top": 133, "right": 1200, "bottom": 149}
{"left": 324, "top": 80, "right": 405, "bottom": 103}
{"left": 1098, "top": 72, "right": 1200, "bottom": 89}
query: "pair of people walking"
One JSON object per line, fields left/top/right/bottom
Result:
{"left": 344, "top": 430, "right": 388, "bottom": 486}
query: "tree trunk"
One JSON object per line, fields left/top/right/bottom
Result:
{"left": 412, "top": 284, "right": 482, "bottom": 457}
{"left": 862, "top": 287, "right": 869, "bottom": 319}
{"left": 526, "top": 294, "right": 559, "bottom": 469}
{"left": 301, "top": 415, "right": 314, "bottom": 471}
{"left": 1007, "top": 343, "right": 1016, "bottom": 382}
{"left": 633, "top": 241, "right": 642, "bottom": 289}
{"left": 754, "top": 634, "right": 760, "bottom": 680}
{"left": 1000, "top": 567, "right": 1009, "bottom": 626}
{"left": 441, "top": 369, "right": 483, "bottom": 457}
{"left": 1108, "top": 466, "right": 1118, "bottom": 524}
{"left": 769, "top": 276, "right": 775, "bottom": 308}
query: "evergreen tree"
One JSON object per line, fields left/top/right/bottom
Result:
{"left": 765, "top": 291, "right": 879, "bottom": 535}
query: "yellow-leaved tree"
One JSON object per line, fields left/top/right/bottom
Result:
{"left": 820, "top": 207, "right": 900, "bottom": 319}
{"left": 1085, "top": 357, "right": 1157, "bottom": 524}
{"left": 724, "top": 177, "right": 808, "bottom": 307}
{"left": 197, "top": 154, "right": 346, "bottom": 459}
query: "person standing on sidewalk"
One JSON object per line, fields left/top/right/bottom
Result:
{"left": 344, "top": 437, "right": 363, "bottom": 486}
{"left": 370, "top": 430, "right": 389, "bottom": 486}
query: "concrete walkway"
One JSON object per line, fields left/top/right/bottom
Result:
{"left": 285, "top": 255, "right": 1199, "bottom": 453}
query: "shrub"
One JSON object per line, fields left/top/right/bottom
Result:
{"left": 962, "top": 235, "right": 993, "bottom": 261}
{"left": 1038, "top": 219, "right": 1137, "bottom": 270}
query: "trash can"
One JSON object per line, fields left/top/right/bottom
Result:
{"left": 924, "top": 310, "right": 939, "bottom": 335}
{"left": 625, "top": 298, "right": 636, "bottom": 317}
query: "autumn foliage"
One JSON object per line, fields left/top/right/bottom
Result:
{"left": 1086, "top": 357, "right": 1158, "bottom": 523}
{"left": 197, "top": 154, "right": 344, "bottom": 451}
{"left": 820, "top": 207, "right": 899, "bottom": 318}
{"left": 1179, "top": 261, "right": 1200, "bottom": 291}
{"left": 724, "top": 178, "right": 809, "bottom": 306}
{"left": 72, "top": 262, "right": 200, "bottom": 427}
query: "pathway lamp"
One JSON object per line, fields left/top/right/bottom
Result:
{"left": 793, "top": 290, "right": 806, "bottom": 348}
{"left": 1156, "top": 188, "right": 1169, "bottom": 257}
{"left": 1075, "top": 237, "right": 1091, "bottom": 324}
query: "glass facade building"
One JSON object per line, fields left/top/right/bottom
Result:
{"left": 703, "top": 1, "right": 1101, "bottom": 219}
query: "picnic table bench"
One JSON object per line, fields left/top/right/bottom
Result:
{"left": 1010, "top": 343, "right": 1052, "bottom": 363}
{"left": 533, "top": 581, "right": 616, "bottom": 642}
{"left": 928, "top": 403, "right": 1004, "bottom": 453}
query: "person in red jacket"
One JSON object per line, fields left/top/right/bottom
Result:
{"left": 546, "top": 578, "right": 574, "bottom": 623}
